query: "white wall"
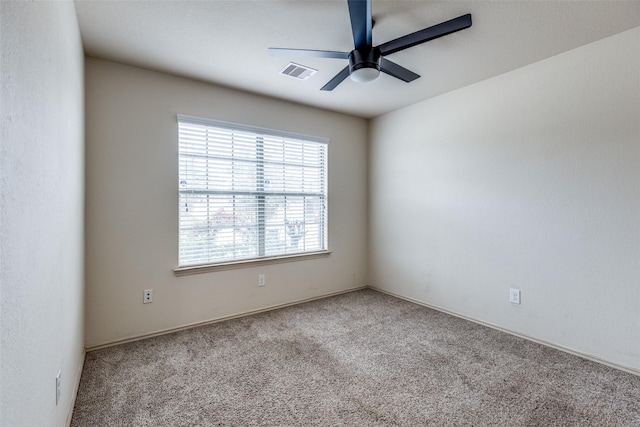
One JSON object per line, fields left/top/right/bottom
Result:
{"left": 369, "top": 27, "right": 640, "bottom": 372}
{"left": 84, "top": 58, "right": 368, "bottom": 348}
{"left": 0, "top": 2, "right": 85, "bottom": 426}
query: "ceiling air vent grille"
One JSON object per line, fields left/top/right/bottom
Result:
{"left": 280, "top": 63, "right": 317, "bottom": 80}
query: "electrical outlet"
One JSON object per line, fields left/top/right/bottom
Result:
{"left": 258, "top": 274, "right": 265, "bottom": 287}
{"left": 509, "top": 288, "right": 521, "bottom": 305}
{"left": 56, "top": 370, "right": 61, "bottom": 405}
{"left": 144, "top": 289, "right": 153, "bottom": 303}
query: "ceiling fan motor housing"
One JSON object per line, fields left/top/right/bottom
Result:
{"left": 349, "top": 48, "right": 381, "bottom": 82}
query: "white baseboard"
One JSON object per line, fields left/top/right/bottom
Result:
{"left": 66, "top": 349, "right": 86, "bottom": 427}
{"left": 370, "top": 286, "right": 640, "bottom": 377}
{"left": 86, "top": 286, "right": 367, "bottom": 352}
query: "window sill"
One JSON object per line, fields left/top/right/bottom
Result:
{"left": 174, "top": 250, "right": 332, "bottom": 276}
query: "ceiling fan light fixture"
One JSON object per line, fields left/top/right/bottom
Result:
{"left": 350, "top": 67, "right": 380, "bottom": 83}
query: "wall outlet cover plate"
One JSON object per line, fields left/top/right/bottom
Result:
{"left": 509, "top": 288, "right": 521, "bottom": 304}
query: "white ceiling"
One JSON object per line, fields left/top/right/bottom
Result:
{"left": 74, "top": 1, "right": 640, "bottom": 118}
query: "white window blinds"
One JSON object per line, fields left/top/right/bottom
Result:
{"left": 178, "top": 115, "right": 328, "bottom": 267}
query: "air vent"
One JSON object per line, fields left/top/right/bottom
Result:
{"left": 280, "top": 62, "right": 317, "bottom": 80}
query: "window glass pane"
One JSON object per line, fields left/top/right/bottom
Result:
{"left": 179, "top": 194, "right": 259, "bottom": 263}
{"left": 263, "top": 195, "right": 324, "bottom": 255}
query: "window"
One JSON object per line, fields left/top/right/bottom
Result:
{"left": 177, "top": 115, "right": 328, "bottom": 267}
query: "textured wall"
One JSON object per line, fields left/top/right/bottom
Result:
{"left": 84, "top": 58, "right": 368, "bottom": 348}
{"left": 369, "top": 27, "right": 640, "bottom": 372}
{"left": 1, "top": 1, "right": 85, "bottom": 426}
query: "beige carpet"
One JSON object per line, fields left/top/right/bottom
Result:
{"left": 71, "top": 289, "right": 639, "bottom": 426}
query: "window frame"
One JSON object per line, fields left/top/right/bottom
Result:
{"left": 174, "top": 114, "right": 330, "bottom": 274}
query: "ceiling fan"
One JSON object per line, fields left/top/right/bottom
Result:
{"left": 269, "top": 0, "right": 472, "bottom": 91}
